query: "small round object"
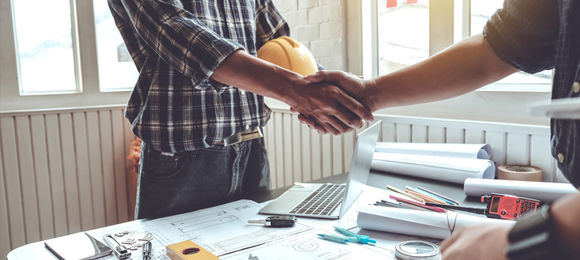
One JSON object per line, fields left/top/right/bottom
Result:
{"left": 557, "top": 153, "right": 565, "bottom": 163}
{"left": 572, "top": 82, "right": 579, "bottom": 93}
{"left": 501, "top": 210, "right": 507, "bottom": 215}
{"left": 395, "top": 240, "right": 441, "bottom": 260}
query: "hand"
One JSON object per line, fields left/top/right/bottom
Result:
{"left": 292, "top": 71, "right": 376, "bottom": 134}
{"left": 284, "top": 79, "right": 374, "bottom": 135}
{"left": 440, "top": 224, "right": 510, "bottom": 260}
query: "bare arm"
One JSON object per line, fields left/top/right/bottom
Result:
{"left": 212, "top": 50, "right": 374, "bottom": 134}
{"left": 302, "top": 34, "right": 519, "bottom": 133}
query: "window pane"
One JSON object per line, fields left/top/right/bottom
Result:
{"left": 378, "top": 0, "right": 429, "bottom": 76}
{"left": 13, "top": 0, "right": 77, "bottom": 93}
{"left": 94, "top": 0, "right": 138, "bottom": 91}
{"left": 471, "top": 0, "right": 551, "bottom": 89}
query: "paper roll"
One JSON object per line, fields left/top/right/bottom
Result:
{"left": 498, "top": 165, "right": 542, "bottom": 182}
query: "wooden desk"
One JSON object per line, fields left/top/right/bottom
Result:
{"left": 7, "top": 170, "right": 483, "bottom": 259}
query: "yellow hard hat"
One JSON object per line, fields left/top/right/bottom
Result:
{"left": 257, "top": 36, "right": 318, "bottom": 76}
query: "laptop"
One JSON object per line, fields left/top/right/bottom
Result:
{"left": 259, "top": 121, "right": 381, "bottom": 219}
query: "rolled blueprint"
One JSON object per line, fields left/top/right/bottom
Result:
{"left": 371, "top": 153, "right": 495, "bottom": 184}
{"left": 375, "top": 142, "right": 493, "bottom": 159}
{"left": 357, "top": 205, "right": 514, "bottom": 240}
{"left": 464, "top": 178, "right": 578, "bottom": 202}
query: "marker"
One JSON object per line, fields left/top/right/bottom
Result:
{"left": 334, "top": 227, "right": 376, "bottom": 244}
{"left": 386, "top": 185, "right": 425, "bottom": 203}
{"left": 317, "top": 234, "right": 348, "bottom": 244}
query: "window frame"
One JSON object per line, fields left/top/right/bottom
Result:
{"left": 0, "top": 0, "right": 132, "bottom": 112}
{"left": 347, "top": 0, "right": 552, "bottom": 126}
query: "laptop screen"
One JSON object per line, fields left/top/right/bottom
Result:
{"left": 338, "top": 121, "right": 381, "bottom": 217}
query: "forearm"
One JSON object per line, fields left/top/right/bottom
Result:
{"left": 368, "top": 33, "right": 519, "bottom": 111}
{"left": 211, "top": 50, "right": 304, "bottom": 103}
{"left": 551, "top": 190, "right": 580, "bottom": 257}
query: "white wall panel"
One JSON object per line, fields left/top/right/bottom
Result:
{"left": 506, "top": 133, "right": 529, "bottom": 165}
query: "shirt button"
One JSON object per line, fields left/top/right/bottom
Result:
{"left": 557, "top": 153, "right": 565, "bottom": 163}
{"left": 572, "top": 82, "right": 580, "bottom": 93}
{"left": 229, "top": 23, "right": 234, "bottom": 28}
{"left": 246, "top": 125, "right": 250, "bottom": 130}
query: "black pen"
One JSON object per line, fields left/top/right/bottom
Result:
{"left": 142, "top": 241, "right": 152, "bottom": 260}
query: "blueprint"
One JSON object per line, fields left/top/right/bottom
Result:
{"left": 87, "top": 200, "right": 330, "bottom": 259}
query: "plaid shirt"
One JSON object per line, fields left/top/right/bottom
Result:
{"left": 484, "top": 0, "right": 580, "bottom": 187}
{"left": 108, "top": 0, "right": 289, "bottom": 153}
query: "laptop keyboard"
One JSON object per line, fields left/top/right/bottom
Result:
{"left": 289, "top": 184, "right": 345, "bottom": 216}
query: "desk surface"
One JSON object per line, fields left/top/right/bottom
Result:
{"left": 7, "top": 170, "right": 483, "bottom": 259}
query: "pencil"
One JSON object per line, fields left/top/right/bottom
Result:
{"left": 406, "top": 189, "right": 447, "bottom": 205}
{"left": 386, "top": 185, "right": 425, "bottom": 203}
{"left": 405, "top": 187, "right": 449, "bottom": 205}
{"left": 389, "top": 195, "right": 446, "bottom": 213}
{"left": 414, "top": 188, "right": 457, "bottom": 205}
{"left": 417, "top": 186, "right": 459, "bottom": 205}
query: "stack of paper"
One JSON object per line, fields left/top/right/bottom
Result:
{"left": 371, "top": 143, "right": 495, "bottom": 184}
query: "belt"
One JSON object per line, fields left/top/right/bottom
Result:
{"left": 215, "top": 127, "right": 263, "bottom": 146}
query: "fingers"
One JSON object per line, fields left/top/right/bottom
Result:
{"left": 332, "top": 88, "right": 374, "bottom": 123}
{"left": 306, "top": 70, "right": 348, "bottom": 84}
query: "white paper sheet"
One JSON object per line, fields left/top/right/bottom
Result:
{"left": 356, "top": 206, "right": 515, "bottom": 240}
{"left": 464, "top": 178, "right": 579, "bottom": 202}
{"left": 86, "top": 200, "right": 330, "bottom": 259}
{"left": 375, "top": 142, "right": 493, "bottom": 159}
{"left": 221, "top": 224, "right": 397, "bottom": 260}
{"left": 371, "top": 153, "right": 495, "bottom": 184}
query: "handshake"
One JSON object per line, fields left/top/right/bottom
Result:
{"left": 285, "top": 70, "right": 378, "bottom": 135}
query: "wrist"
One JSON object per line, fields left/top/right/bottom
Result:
{"left": 268, "top": 66, "right": 307, "bottom": 106}
{"left": 505, "top": 204, "right": 556, "bottom": 260}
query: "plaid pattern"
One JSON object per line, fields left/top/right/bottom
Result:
{"left": 484, "top": 0, "right": 580, "bottom": 186}
{"left": 108, "top": 0, "right": 289, "bottom": 153}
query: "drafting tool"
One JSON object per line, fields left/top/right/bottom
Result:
{"left": 387, "top": 185, "right": 425, "bottom": 203}
{"left": 103, "top": 233, "right": 131, "bottom": 259}
{"left": 375, "top": 200, "right": 407, "bottom": 209}
{"left": 395, "top": 240, "right": 441, "bottom": 260}
{"left": 416, "top": 186, "right": 459, "bottom": 205}
{"left": 142, "top": 241, "right": 152, "bottom": 260}
{"left": 405, "top": 187, "right": 449, "bottom": 205}
{"left": 334, "top": 226, "right": 376, "bottom": 244}
{"left": 247, "top": 216, "right": 297, "bottom": 227}
{"left": 426, "top": 193, "right": 540, "bottom": 220}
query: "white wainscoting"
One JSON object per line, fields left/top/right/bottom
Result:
{"left": 0, "top": 106, "right": 563, "bottom": 257}
{"left": 263, "top": 109, "right": 563, "bottom": 190}
{"left": 0, "top": 106, "right": 135, "bottom": 257}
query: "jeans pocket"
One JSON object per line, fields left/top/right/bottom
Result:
{"left": 141, "top": 147, "right": 187, "bottom": 180}
{"left": 255, "top": 138, "right": 268, "bottom": 154}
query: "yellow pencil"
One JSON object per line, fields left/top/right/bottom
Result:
{"left": 386, "top": 185, "right": 425, "bottom": 203}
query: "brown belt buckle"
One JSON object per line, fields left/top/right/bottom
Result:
{"left": 219, "top": 128, "right": 262, "bottom": 146}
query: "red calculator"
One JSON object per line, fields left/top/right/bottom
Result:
{"left": 481, "top": 193, "right": 540, "bottom": 220}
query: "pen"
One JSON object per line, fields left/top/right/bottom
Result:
{"left": 386, "top": 185, "right": 425, "bottom": 203}
{"left": 417, "top": 186, "right": 459, "bottom": 205}
{"left": 389, "top": 195, "right": 446, "bottom": 213}
{"left": 334, "top": 227, "right": 376, "bottom": 244}
{"left": 376, "top": 200, "right": 407, "bottom": 209}
{"left": 317, "top": 234, "right": 348, "bottom": 244}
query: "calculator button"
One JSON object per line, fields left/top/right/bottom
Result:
{"left": 514, "top": 213, "right": 518, "bottom": 217}
{"left": 517, "top": 199, "right": 520, "bottom": 203}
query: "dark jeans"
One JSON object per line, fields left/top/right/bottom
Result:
{"left": 135, "top": 138, "right": 270, "bottom": 219}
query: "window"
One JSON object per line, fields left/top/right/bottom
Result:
{"left": 470, "top": 0, "right": 551, "bottom": 91}
{"left": 0, "top": 0, "right": 133, "bottom": 111}
{"left": 367, "top": 0, "right": 551, "bottom": 91}
{"left": 356, "top": 0, "right": 551, "bottom": 125}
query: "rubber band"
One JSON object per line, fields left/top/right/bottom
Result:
{"left": 446, "top": 213, "right": 459, "bottom": 235}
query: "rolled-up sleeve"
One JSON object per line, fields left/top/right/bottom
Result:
{"left": 483, "top": 0, "right": 559, "bottom": 74}
{"left": 255, "top": 0, "right": 290, "bottom": 50}
{"left": 115, "top": 0, "right": 244, "bottom": 89}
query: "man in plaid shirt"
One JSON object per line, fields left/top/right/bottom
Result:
{"left": 108, "top": 0, "right": 373, "bottom": 219}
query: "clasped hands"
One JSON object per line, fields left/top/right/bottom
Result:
{"left": 288, "top": 70, "right": 376, "bottom": 135}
